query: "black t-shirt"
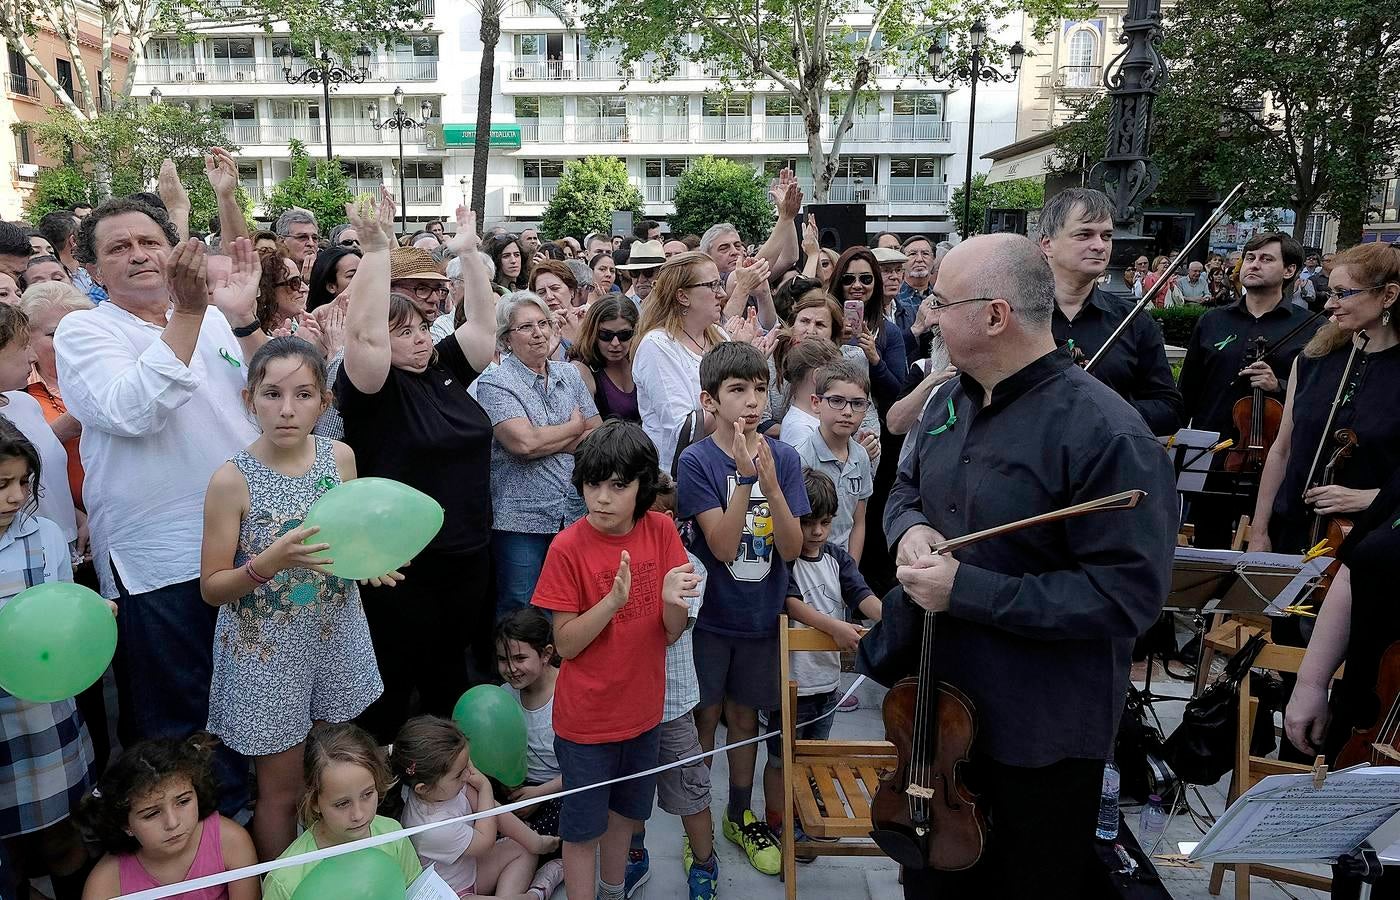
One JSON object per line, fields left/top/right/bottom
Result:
{"left": 334, "top": 335, "right": 493, "bottom": 554}
{"left": 1270, "top": 342, "right": 1400, "bottom": 552}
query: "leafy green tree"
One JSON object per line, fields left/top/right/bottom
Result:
{"left": 1053, "top": 0, "right": 1400, "bottom": 247}
{"left": 22, "top": 166, "right": 94, "bottom": 223}
{"left": 949, "top": 173, "right": 1044, "bottom": 238}
{"left": 580, "top": 0, "right": 1071, "bottom": 200}
{"left": 670, "top": 157, "right": 775, "bottom": 243}
{"left": 265, "top": 140, "right": 355, "bottom": 232}
{"left": 31, "top": 100, "right": 249, "bottom": 228}
{"left": 540, "top": 157, "right": 644, "bottom": 240}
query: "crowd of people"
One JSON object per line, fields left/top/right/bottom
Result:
{"left": 0, "top": 150, "right": 1395, "bottom": 900}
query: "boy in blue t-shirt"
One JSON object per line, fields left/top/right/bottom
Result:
{"left": 677, "top": 341, "right": 810, "bottom": 877}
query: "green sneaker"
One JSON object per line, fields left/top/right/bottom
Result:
{"left": 683, "top": 835, "right": 693, "bottom": 875}
{"left": 722, "top": 809, "right": 781, "bottom": 876}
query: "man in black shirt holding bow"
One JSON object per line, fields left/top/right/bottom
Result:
{"left": 865, "top": 233, "right": 1177, "bottom": 899}
{"left": 1039, "top": 187, "right": 1184, "bottom": 436}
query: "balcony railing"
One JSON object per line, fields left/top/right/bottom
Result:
{"left": 825, "top": 119, "right": 881, "bottom": 141}
{"left": 644, "top": 183, "right": 677, "bottom": 203}
{"left": 701, "top": 119, "right": 752, "bottom": 142}
{"left": 512, "top": 183, "right": 558, "bottom": 204}
{"left": 820, "top": 182, "right": 949, "bottom": 204}
{"left": 575, "top": 117, "right": 627, "bottom": 142}
{"left": 415, "top": 0, "right": 435, "bottom": 16}
{"left": 575, "top": 59, "right": 626, "bottom": 80}
{"left": 1057, "top": 65, "right": 1101, "bottom": 90}
{"left": 135, "top": 58, "right": 439, "bottom": 84}
{"left": 10, "top": 162, "right": 42, "bottom": 182}
{"left": 764, "top": 119, "right": 806, "bottom": 142}
{"left": 519, "top": 121, "right": 566, "bottom": 143}
{"left": 220, "top": 122, "right": 262, "bottom": 145}
{"left": 5, "top": 73, "right": 40, "bottom": 99}
{"left": 220, "top": 119, "right": 436, "bottom": 147}
{"left": 401, "top": 182, "right": 442, "bottom": 204}
{"left": 348, "top": 178, "right": 385, "bottom": 196}
{"left": 888, "top": 182, "right": 949, "bottom": 204}
{"left": 508, "top": 60, "right": 573, "bottom": 81}
{"left": 240, "top": 180, "right": 263, "bottom": 200}
{"left": 633, "top": 119, "right": 689, "bottom": 142}
{"left": 891, "top": 119, "right": 952, "bottom": 142}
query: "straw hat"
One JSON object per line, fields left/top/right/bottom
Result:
{"left": 389, "top": 247, "right": 449, "bottom": 281}
{"left": 615, "top": 240, "right": 666, "bottom": 270}
{"left": 871, "top": 247, "right": 908, "bottom": 265}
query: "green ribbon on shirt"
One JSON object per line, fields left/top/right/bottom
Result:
{"left": 1213, "top": 334, "right": 1237, "bottom": 351}
{"left": 926, "top": 397, "right": 958, "bottom": 437}
{"left": 219, "top": 348, "right": 241, "bottom": 368}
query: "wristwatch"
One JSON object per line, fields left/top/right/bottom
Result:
{"left": 232, "top": 320, "right": 261, "bottom": 338}
{"left": 736, "top": 474, "right": 759, "bottom": 486}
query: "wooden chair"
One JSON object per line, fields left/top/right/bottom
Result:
{"left": 1207, "top": 638, "right": 1341, "bottom": 898}
{"left": 778, "top": 614, "right": 898, "bottom": 900}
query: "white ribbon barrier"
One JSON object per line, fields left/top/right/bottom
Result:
{"left": 117, "top": 675, "right": 869, "bottom": 900}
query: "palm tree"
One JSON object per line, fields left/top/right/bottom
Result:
{"left": 468, "top": 0, "right": 570, "bottom": 226}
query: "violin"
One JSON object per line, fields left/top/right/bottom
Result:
{"left": 1337, "top": 641, "right": 1400, "bottom": 768}
{"left": 870, "top": 490, "right": 1146, "bottom": 871}
{"left": 1223, "top": 336, "right": 1283, "bottom": 474}
{"left": 1307, "top": 428, "right": 1359, "bottom": 550}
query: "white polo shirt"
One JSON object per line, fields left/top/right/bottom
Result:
{"left": 54, "top": 302, "right": 258, "bottom": 598}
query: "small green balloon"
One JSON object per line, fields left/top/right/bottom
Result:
{"left": 301, "top": 478, "right": 445, "bottom": 580}
{"left": 0, "top": 582, "right": 116, "bottom": 703}
{"left": 452, "top": 685, "right": 528, "bottom": 786}
{"left": 290, "top": 848, "right": 403, "bottom": 900}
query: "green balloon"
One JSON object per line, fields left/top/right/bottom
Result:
{"left": 452, "top": 685, "right": 528, "bottom": 786}
{"left": 301, "top": 478, "right": 445, "bottom": 580}
{"left": 0, "top": 582, "right": 116, "bottom": 703}
{"left": 290, "top": 848, "right": 403, "bottom": 900}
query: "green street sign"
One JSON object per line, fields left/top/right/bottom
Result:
{"left": 441, "top": 123, "right": 523, "bottom": 149}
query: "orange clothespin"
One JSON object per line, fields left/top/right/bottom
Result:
{"left": 1311, "top": 755, "right": 1328, "bottom": 789}
{"left": 1210, "top": 438, "right": 1235, "bottom": 453}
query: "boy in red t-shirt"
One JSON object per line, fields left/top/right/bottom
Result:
{"left": 532, "top": 420, "right": 700, "bottom": 900}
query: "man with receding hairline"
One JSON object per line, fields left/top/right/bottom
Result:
{"left": 862, "top": 233, "right": 1177, "bottom": 899}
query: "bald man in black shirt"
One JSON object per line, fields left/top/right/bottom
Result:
{"left": 863, "top": 233, "right": 1177, "bottom": 899}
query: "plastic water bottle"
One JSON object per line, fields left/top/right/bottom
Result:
{"left": 1138, "top": 794, "right": 1168, "bottom": 851}
{"left": 1095, "top": 762, "right": 1121, "bottom": 840}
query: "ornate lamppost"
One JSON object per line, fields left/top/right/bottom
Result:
{"left": 370, "top": 87, "right": 433, "bottom": 234}
{"left": 1090, "top": 0, "right": 1167, "bottom": 223}
{"left": 283, "top": 43, "right": 372, "bottom": 161}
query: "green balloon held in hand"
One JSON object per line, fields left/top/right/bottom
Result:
{"left": 301, "top": 478, "right": 444, "bottom": 581}
{"left": 290, "top": 848, "right": 403, "bottom": 900}
{"left": 453, "top": 685, "right": 528, "bottom": 786}
{"left": 0, "top": 582, "right": 116, "bottom": 703}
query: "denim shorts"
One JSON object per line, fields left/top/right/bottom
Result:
{"left": 555, "top": 726, "right": 661, "bottom": 842}
{"left": 760, "top": 690, "right": 838, "bottom": 766}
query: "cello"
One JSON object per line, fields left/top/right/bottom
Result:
{"left": 1336, "top": 641, "right": 1400, "bottom": 768}
{"left": 1222, "top": 336, "right": 1283, "bottom": 474}
{"left": 870, "top": 489, "right": 1146, "bottom": 871}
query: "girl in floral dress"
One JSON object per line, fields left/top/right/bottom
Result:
{"left": 200, "top": 337, "right": 397, "bottom": 862}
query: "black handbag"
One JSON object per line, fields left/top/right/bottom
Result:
{"left": 1114, "top": 689, "right": 1177, "bottom": 804}
{"left": 1163, "top": 631, "right": 1268, "bottom": 785}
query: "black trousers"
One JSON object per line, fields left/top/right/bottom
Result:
{"left": 902, "top": 756, "right": 1104, "bottom": 900}
{"left": 356, "top": 545, "right": 494, "bottom": 744}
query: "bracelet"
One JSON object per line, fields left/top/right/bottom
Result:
{"left": 232, "top": 320, "right": 261, "bottom": 338}
{"left": 245, "top": 559, "right": 271, "bottom": 585}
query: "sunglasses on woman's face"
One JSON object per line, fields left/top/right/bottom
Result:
{"left": 840, "top": 273, "right": 875, "bottom": 286}
{"left": 598, "top": 328, "right": 635, "bottom": 344}
{"left": 278, "top": 276, "right": 305, "bottom": 291}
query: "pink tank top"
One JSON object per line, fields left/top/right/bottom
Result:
{"left": 117, "top": 813, "right": 230, "bottom": 900}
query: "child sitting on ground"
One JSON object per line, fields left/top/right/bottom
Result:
{"left": 79, "top": 737, "right": 259, "bottom": 900}
{"left": 391, "top": 716, "right": 562, "bottom": 899}
{"left": 496, "top": 607, "right": 563, "bottom": 838}
{"left": 791, "top": 360, "right": 875, "bottom": 560}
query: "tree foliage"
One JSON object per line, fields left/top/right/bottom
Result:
{"left": 265, "top": 140, "right": 355, "bottom": 232}
{"left": 540, "top": 156, "right": 644, "bottom": 240}
{"left": 580, "top": 0, "right": 1072, "bottom": 200}
{"left": 669, "top": 156, "right": 775, "bottom": 243}
{"left": 1052, "top": 0, "right": 1400, "bottom": 246}
{"left": 22, "top": 167, "right": 95, "bottom": 223}
{"left": 30, "top": 100, "right": 249, "bottom": 229}
{"left": 0, "top": 0, "right": 423, "bottom": 120}
{"left": 948, "top": 173, "right": 1044, "bottom": 238}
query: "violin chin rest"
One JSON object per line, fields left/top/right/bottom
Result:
{"left": 870, "top": 828, "right": 927, "bottom": 871}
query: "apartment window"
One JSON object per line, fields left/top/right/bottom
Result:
{"left": 643, "top": 158, "right": 688, "bottom": 202}
{"left": 209, "top": 38, "right": 255, "bottom": 60}
{"left": 578, "top": 96, "right": 626, "bottom": 119}
{"left": 523, "top": 159, "right": 566, "bottom": 182}
{"left": 833, "top": 157, "right": 876, "bottom": 180}
{"left": 7, "top": 48, "right": 26, "bottom": 79}
{"left": 412, "top": 36, "right": 438, "bottom": 56}
{"left": 270, "top": 39, "right": 303, "bottom": 62}
{"left": 703, "top": 96, "right": 750, "bottom": 118}
{"left": 636, "top": 95, "right": 685, "bottom": 119}
{"left": 14, "top": 127, "right": 31, "bottom": 165}
{"left": 1376, "top": 177, "right": 1400, "bottom": 223}
{"left": 55, "top": 59, "right": 73, "bottom": 98}
{"left": 516, "top": 34, "right": 546, "bottom": 58}
{"left": 893, "top": 93, "right": 941, "bottom": 119}
{"left": 213, "top": 100, "right": 256, "bottom": 121}
{"left": 1303, "top": 212, "right": 1328, "bottom": 248}
{"left": 402, "top": 161, "right": 442, "bottom": 181}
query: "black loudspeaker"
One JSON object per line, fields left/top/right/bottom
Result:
{"left": 806, "top": 203, "right": 867, "bottom": 252}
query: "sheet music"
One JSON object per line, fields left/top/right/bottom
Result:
{"left": 1190, "top": 767, "right": 1400, "bottom": 864}
{"left": 1167, "top": 428, "right": 1222, "bottom": 494}
{"left": 406, "top": 865, "right": 457, "bottom": 900}
{"left": 1175, "top": 547, "right": 1243, "bottom": 566}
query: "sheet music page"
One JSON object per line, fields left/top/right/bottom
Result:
{"left": 1190, "top": 768, "right": 1400, "bottom": 864}
{"left": 406, "top": 865, "right": 458, "bottom": 900}
{"left": 1175, "top": 547, "right": 1243, "bottom": 566}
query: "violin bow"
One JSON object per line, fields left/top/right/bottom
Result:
{"left": 1086, "top": 181, "right": 1246, "bottom": 374}
{"left": 1300, "top": 331, "right": 1367, "bottom": 501}
{"left": 931, "top": 490, "right": 1146, "bottom": 556}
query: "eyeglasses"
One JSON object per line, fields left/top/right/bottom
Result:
{"left": 929, "top": 294, "right": 998, "bottom": 310}
{"left": 819, "top": 395, "right": 871, "bottom": 413}
{"left": 404, "top": 283, "right": 451, "bottom": 299}
{"left": 839, "top": 273, "right": 874, "bottom": 286}
{"left": 598, "top": 328, "right": 635, "bottom": 344}
{"left": 685, "top": 279, "right": 725, "bottom": 293}
{"left": 509, "top": 320, "right": 554, "bottom": 336}
{"left": 1325, "top": 284, "right": 1390, "bottom": 302}
{"left": 291, "top": 233, "right": 320, "bottom": 243}
{"left": 633, "top": 268, "right": 659, "bottom": 278}
{"left": 277, "top": 276, "right": 305, "bottom": 291}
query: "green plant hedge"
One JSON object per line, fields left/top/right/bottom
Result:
{"left": 1149, "top": 305, "right": 1207, "bottom": 346}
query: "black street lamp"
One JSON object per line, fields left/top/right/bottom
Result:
{"left": 369, "top": 87, "right": 433, "bottom": 234}
{"left": 283, "top": 43, "right": 372, "bottom": 161}
{"left": 927, "top": 22, "right": 1025, "bottom": 238}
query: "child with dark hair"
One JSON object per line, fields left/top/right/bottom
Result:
{"left": 390, "top": 716, "right": 562, "bottom": 899}
{"left": 200, "top": 336, "right": 391, "bottom": 861}
{"left": 495, "top": 608, "right": 562, "bottom": 837}
{"left": 759, "top": 468, "right": 879, "bottom": 843}
{"left": 0, "top": 423, "right": 105, "bottom": 900}
{"left": 77, "top": 737, "right": 259, "bottom": 900}
{"left": 677, "top": 341, "right": 809, "bottom": 877}
{"left": 531, "top": 420, "right": 700, "bottom": 900}
{"left": 794, "top": 361, "right": 874, "bottom": 559}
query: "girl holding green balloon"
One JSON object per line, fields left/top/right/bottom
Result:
{"left": 0, "top": 425, "right": 102, "bottom": 900}
{"left": 201, "top": 337, "right": 396, "bottom": 863}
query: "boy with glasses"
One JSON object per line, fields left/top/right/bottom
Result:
{"left": 793, "top": 361, "right": 874, "bottom": 560}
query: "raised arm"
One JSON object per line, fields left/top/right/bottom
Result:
{"left": 205, "top": 148, "right": 251, "bottom": 245}
{"left": 157, "top": 159, "right": 191, "bottom": 241}
{"left": 445, "top": 205, "right": 497, "bottom": 371}
{"left": 341, "top": 187, "right": 399, "bottom": 395}
{"left": 754, "top": 172, "right": 801, "bottom": 276}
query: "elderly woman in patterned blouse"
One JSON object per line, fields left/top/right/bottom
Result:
{"left": 475, "top": 291, "right": 602, "bottom": 615}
